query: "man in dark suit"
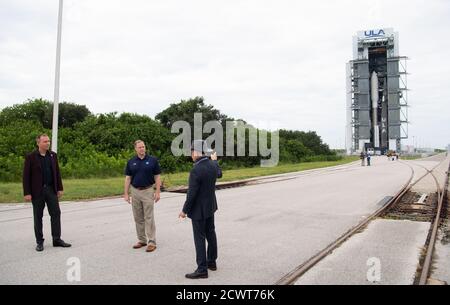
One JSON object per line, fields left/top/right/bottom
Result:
{"left": 179, "top": 140, "right": 222, "bottom": 279}
{"left": 23, "top": 134, "right": 71, "bottom": 252}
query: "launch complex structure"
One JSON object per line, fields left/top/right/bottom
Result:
{"left": 346, "top": 28, "right": 409, "bottom": 155}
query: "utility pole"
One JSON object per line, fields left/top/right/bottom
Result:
{"left": 52, "top": 0, "right": 63, "bottom": 152}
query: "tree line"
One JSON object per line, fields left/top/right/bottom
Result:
{"left": 0, "top": 97, "right": 339, "bottom": 182}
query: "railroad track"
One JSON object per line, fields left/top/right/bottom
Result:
{"left": 395, "top": 158, "right": 449, "bottom": 284}
{"left": 166, "top": 161, "right": 360, "bottom": 193}
{"left": 275, "top": 154, "right": 449, "bottom": 285}
{"left": 416, "top": 160, "right": 449, "bottom": 285}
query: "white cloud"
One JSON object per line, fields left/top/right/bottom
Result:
{"left": 0, "top": 0, "right": 449, "bottom": 148}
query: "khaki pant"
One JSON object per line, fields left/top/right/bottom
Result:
{"left": 130, "top": 186, "right": 156, "bottom": 245}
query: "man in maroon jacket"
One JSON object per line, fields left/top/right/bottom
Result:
{"left": 23, "top": 134, "right": 71, "bottom": 252}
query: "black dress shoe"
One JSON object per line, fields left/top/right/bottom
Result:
{"left": 53, "top": 239, "right": 72, "bottom": 248}
{"left": 208, "top": 263, "right": 217, "bottom": 271}
{"left": 185, "top": 270, "right": 208, "bottom": 279}
{"left": 36, "top": 243, "right": 44, "bottom": 252}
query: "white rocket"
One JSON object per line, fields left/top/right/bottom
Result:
{"left": 370, "top": 71, "right": 380, "bottom": 148}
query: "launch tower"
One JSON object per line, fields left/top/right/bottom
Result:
{"left": 346, "top": 28, "right": 409, "bottom": 154}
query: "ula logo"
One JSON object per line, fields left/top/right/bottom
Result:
{"left": 364, "top": 29, "right": 385, "bottom": 37}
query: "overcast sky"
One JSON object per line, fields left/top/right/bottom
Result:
{"left": 0, "top": 0, "right": 449, "bottom": 149}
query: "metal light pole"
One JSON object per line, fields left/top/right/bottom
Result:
{"left": 52, "top": 0, "right": 63, "bottom": 153}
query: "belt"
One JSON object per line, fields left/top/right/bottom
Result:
{"left": 134, "top": 185, "right": 152, "bottom": 190}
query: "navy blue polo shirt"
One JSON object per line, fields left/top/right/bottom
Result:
{"left": 125, "top": 155, "right": 161, "bottom": 188}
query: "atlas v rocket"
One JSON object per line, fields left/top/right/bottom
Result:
{"left": 370, "top": 71, "right": 380, "bottom": 148}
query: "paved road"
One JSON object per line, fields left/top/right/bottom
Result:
{"left": 295, "top": 154, "right": 449, "bottom": 285}
{"left": 0, "top": 157, "right": 412, "bottom": 284}
{"left": 295, "top": 219, "right": 430, "bottom": 285}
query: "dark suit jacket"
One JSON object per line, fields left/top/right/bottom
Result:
{"left": 23, "top": 150, "right": 64, "bottom": 197}
{"left": 182, "top": 157, "right": 222, "bottom": 220}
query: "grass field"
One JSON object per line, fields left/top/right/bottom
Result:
{"left": 0, "top": 156, "right": 358, "bottom": 203}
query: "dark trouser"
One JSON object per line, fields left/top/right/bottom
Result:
{"left": 32, "top": 186, "right": 61, "bottom": 244}
{"left": 191, "top": 215, "right": 217, "bottom": 273}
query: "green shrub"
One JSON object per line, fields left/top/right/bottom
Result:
{"left": 0, "top": 99, "right": 339, "bottom": 182}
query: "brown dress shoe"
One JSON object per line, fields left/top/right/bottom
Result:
{"left": 133, "top": 242, "right": 147, "bottom": 249}
{"left": 146, "top": 244, "right": 157, "bottom": 252}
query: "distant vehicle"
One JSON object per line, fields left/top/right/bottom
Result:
{"left": 367, "top": 148, "right": 375, "bottom": 155}
{"left": 386, "top": 150, "right": 396, "bottom": 157}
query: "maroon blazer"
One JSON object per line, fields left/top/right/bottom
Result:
{"left": 23, "top": 150, "right": 64, "bottom": 197}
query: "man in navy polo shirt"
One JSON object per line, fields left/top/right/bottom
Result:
{"left": 124, "top": 140, "right": 161, "bottom": 252}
